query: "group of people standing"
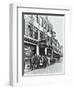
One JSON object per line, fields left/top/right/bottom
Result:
{"left": 29, "top": 54, "right": 50, "bottom": 70}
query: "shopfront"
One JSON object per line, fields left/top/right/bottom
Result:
{"left": 24, "top": 42, "right": 36, "bottom": 72}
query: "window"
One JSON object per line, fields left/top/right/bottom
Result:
{"left": 36, "top": 15, "right": 40, "bottom": 25}
{"left": 44, "top": 20, "right": 46, "bottom": 29}
{"left": 34, "top": 30, "right": 38, "bottom": 40}
{"left": 25, "top": 26, "right": 29, "bottom": 36}
{"left": 39, "top": 17, "right": 42, "bottom": 26}
{"left": 42, "top": 17, "right": 44, "bottom": 27}
{"left": 28, "top": 25, "right": 33, "bottom": 38}
{"left": 36, "top": 15, "right": 38, "bottom": 23}
{"left": 40, "top": 31, "right": 44, "bottom": 40}
{"left": 33, "top": 27, "right": 38, "bottom": 40}
{"left": 47, "top": 24, "right": 49, "bottom": 32}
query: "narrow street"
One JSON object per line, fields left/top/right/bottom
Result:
{"left": 24, "top": 60, "right": 64, "bottom": 75}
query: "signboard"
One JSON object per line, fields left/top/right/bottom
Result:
{"left": 39, "top": 39, "right": 47, "bottom": 48}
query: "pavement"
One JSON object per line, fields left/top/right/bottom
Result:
{"left": 24, "top": 60, "right": 64, "bottom": 75}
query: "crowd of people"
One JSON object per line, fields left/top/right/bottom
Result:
{"left": 29, "top": 54, "right": 49, "bottom": 70}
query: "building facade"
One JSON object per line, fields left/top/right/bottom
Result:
{"left": 22, "top": 13, "right": 63, "bottom": 73}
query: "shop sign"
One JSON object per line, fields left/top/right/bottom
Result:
{"left": 39, "top": 40, "right": 46, "bottom": 45}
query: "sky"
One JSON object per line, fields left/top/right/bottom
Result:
{"left": 48, "top": 16, "right": 65, "bottom": 46}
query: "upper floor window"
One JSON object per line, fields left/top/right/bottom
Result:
{"left": 47, "top": 24, "right": 49, "bottom": 32}
{"left": 44, "top": 20, "right": 47, "bottom": 30}
{"left": 34, "top": 29, "right": 38, "bottom": 40}
{"left": 40, "top": 31, "right": 45, "bottom": 40}
{"left": 42, "top": 17, "right": 44, "bottom": 27}
{"left": 36, "top": 15, "right": 40, "bottom": 25}
{"left": 28, "top": 25, "right": 33, "bottom": 38}
{"left": 36, "top": 15, "right": 38, "bottom": 23}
